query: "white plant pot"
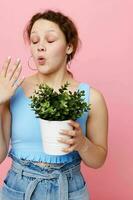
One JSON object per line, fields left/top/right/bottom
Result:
{"left": 39, "top": 119, "right": 73, "bottom": 155}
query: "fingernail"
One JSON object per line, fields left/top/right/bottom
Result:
{"left": 16, "top": 58, "right": 20, "bottom": 62}
{"left": 8, "top": 56, "right": 11, "bottom": 60}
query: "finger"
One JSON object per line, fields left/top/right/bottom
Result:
{"left": 1, "top": 56, "right": 11, "bottom": 77}
{"left": 62, "top": 146, "right": 74, "bottom": 153}
{"left": 59, "top": 129, "right": 76, "bottom": 137}
{"left": 12, "top": 76, "right": 25, "bottom": 90}
{"left": 68, "top": 120, "right": 80, "bottom": 130}
{"left": 57, "top": 138, "right": 75, "bottom": 145}
{"left": 6, "top": 58, "right": 21, "bottom": 80}
{"left": 10, "top": 63, "right": 22, "bottom": 86}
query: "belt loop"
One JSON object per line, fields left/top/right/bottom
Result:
{"left": 69, "top": 168, "right": 73, "bottom": 180}
{"left": 17, "top": 167, "right": 24, "bottom": 179}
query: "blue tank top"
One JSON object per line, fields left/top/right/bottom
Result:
{"left": 8, "top": 82, "right": 90, "bottom": 163}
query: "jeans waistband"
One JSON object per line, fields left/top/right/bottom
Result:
{"left": 9, "top": 152, "right": 81, "bottom": 200}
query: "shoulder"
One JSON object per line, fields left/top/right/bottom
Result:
{"left": 89, "top": 86, "right": 108, "bottom": 118}
{"left": 90, "top": 86, "right": 106, "bottom": 104}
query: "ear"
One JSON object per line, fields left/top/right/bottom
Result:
{"left": 66, "top": 43, "right": 73, "bottom": 55}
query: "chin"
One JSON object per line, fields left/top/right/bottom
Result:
{"left": 37, "top": 67, "right": 55, "bottom": 75}
{"left": 38, "top": 64, "right": 60, "bottom": 75}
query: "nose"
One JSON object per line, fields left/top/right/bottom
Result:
{"left": 37, "top": 44, "right": 46, "bottom": 52}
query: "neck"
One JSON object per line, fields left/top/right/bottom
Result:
{"left": 34, "top": 69, "right": 72, "bottom": 89}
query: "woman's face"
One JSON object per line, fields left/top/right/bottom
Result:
{"left": 29, "top": 19, "right": 72, "bottom": 75}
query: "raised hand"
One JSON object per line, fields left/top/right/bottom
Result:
{"left": 0, "top": 56, "right": 25, "bottom": 104}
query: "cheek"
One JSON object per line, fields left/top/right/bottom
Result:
{"left": 50, "top": 43, "right": 66, "bottom": 57}
{"left": 30, "top": 45, "right": 36, "bottom": 55}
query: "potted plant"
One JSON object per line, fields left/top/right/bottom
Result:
{"left": 29, "top": 81, "right": 91, "bottom": 155}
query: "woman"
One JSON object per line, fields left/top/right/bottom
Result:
{"left": 0, "top": 10, "right": 108, "bottom": 200}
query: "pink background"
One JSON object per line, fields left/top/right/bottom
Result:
{"left": 0, "top": 0, "right": 133, "bottom": 199}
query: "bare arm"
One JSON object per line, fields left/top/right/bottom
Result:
{"left": 0, "top": 56, "right": 25, "bottom": 164}
{"left": 0, "top": 101, "right": 11, "bottom": 163}
{"left": 78, "top": 87, "right": 108, "bottom": 168}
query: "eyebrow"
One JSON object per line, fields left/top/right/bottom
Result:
{"left": 31, "top": 29, "right": 56, "bottom": 34}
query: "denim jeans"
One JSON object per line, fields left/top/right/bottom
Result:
{"left": 1, "top": 152, "right": 90, "bottom": 200}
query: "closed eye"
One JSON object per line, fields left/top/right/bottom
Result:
{"left": 47, "top": 40, "right": 55, "bottom": 43}
{"left": 30, "top": 38, "right": 39, "bottom": 44}
{"left": 31, "top": 41, "right": 38, "bottom": 44}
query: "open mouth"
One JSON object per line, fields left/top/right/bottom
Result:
{"left": 37, "top": 57, "right": 46, "bottom": 64}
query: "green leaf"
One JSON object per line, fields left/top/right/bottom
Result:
{"left": 29, "top": 81, "right": 91, "bottom": 121}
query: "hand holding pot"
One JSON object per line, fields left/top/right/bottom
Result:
{"left": 58, "top": 120, "right": 86, "bottom": 153}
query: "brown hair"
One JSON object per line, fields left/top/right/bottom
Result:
{"left": 23, "top": 9, "right": 81, "bottom": 78}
